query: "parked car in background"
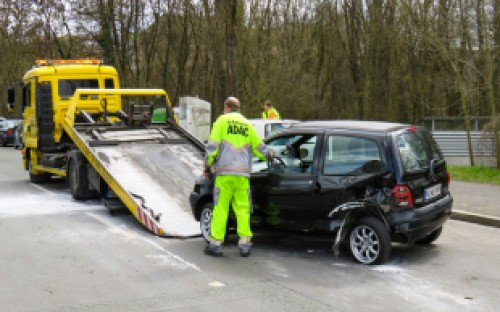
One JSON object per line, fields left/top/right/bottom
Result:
{"left": 249, "top": 119, "right": 300, "bottom": 139}
{"left": 0, "top": 119, "right": 22, "bottom": 147}
{"left": 190, "top": 120, "right": 453, "bottom": 264}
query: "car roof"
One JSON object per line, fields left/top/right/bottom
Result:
{"left": 248, "top": 119, "right": 300, "bottom": 125}
{"left": 289, "top": 120, "right": 411, "bottom": 133}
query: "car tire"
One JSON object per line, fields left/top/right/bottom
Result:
{"left": 28, "top": 158, "right": 50, "bottom": 183}
{"left": 415, "top": 227, "right": 442, "bottom": 245}
{"left": 0, "top": 137, "right": 5, "bottom": 147}
{"left": 348, "top": 217, "right": 391, "bottom": 265}
{"left": 199, "top": 202, "right": 213, "bottom": 243}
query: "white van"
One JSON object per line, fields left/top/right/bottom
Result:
{"left": 249, "top": 119, "right": 300, "bottom": 139}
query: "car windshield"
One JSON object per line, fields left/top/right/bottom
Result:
{"left": 396, "top": 128, "right": 443, "bottom": 172}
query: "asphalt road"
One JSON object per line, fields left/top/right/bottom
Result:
{"left": 1, "top": 147, "right": 500, "bottom": 312}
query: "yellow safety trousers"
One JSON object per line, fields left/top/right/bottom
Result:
{"left": 211, "top": 175, "right": 252, "bottom": 241}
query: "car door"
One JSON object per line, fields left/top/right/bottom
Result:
{"left": 316, "top": 133, "right": 386, "bottom": 219}
{"left": 251, "top": 132, "right": 321, "bottom": 229}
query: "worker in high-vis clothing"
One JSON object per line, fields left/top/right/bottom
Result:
{"left": 261, "top": 100, "right": 281, "bottom": 119}
{"left": 205, "top": 96, "right": 274, "bottom": 257}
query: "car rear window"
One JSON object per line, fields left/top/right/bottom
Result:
{"left": 396, "top": 128, "right": 444, "bottom": 172}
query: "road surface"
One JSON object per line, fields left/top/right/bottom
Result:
{"left": 1, "top": 147, "right": 499, "bottom": 311}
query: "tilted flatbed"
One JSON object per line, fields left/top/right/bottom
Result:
{"left": 60, "top": 89, "right": 205, "bottom": 237}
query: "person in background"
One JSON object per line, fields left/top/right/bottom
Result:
{"left": 261, "top": 100, "right": 281, "bottom": 120}
{"left": 204, "top": 96, "right": 274, "bottom": 257}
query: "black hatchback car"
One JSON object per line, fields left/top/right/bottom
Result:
{"left": 190, "top": 121, "right": 453, "bottom": 264}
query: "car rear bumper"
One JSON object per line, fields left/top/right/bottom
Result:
{"left": 388, "top": 194, "right": 453, "bottom": 244}
{"left": 1, "top": 134, "right": 15, "bottom": 144}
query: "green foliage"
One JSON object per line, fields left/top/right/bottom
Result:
{"left": 448, "top": 165, "right": 500, "bottom": 185}
{"left": 0, "top": 0, "right": 498, "bottom": 130}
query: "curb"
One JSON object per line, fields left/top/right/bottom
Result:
{"left": 451, "top": 210, "right": 500, "bottom": 228}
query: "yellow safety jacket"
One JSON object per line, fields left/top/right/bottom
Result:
{"left": 261, "top": 107, "right": 280, "bottom": 120}
{"left": 206, "top": 112, "right": 268, "bottom": 177}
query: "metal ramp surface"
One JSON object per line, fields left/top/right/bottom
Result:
{"left": 77, "top": 127, "right": 204, "bottom": 237}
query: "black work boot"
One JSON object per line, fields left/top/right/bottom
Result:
{"left": 204, "top": 244, "right": 223, "bottom": 257}
{"left": 238, "top": 244, "right": 251, "bottom": 257}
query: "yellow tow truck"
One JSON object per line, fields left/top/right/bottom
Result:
{"left": 7, "top": 59, "right": 205, "bottom": 237}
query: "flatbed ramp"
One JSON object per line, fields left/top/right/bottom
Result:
{"left": 73, "top": 126, "right": 205, "bottom": 237}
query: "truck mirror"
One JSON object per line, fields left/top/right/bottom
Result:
{"left": 7, "top": 87, "right": 15, "bottom": 106}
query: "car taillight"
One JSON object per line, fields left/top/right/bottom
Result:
{"left": 6, "top": 129, "right": 14, "bottom": 135}
{"left": 392, "top": 185, "right": 413, "bottom": 207}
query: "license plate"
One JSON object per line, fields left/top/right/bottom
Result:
{"left": 424, "top": 184, "right": 442, "bottom": 202}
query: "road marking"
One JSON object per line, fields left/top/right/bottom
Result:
{"left": 31, "top": 183, "right": 52, "bottom": 193}
{"left": 208, "top": 281, "right": 225, "bottom": 287}
{"left": 86, "top": 212, "right": 200, "bottom": 271}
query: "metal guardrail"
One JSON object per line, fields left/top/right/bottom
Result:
{"left": 432, "top": 131, "right": 494, "bottom": 157}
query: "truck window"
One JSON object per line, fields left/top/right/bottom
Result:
{"left": 105, "top": 78, "right": 115, "bottom": 89}
{"left": 22, "top": 83, "right": 31, "bottom": 110}
{"left": 58, "top": 79, "right": 99, "bottom": 97}
{"left": 323, "top": 135, "right": 382, "bottom": 175}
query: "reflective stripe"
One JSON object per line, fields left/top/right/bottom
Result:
{"left": 205, "top": 139, "right": 220, "bottom": 166}
{"left": 216, "top": 166, "right": 251, "bottom": 174}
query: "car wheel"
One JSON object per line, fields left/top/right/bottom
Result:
{"left": 415, "top": 227, "right": 442, "bottom": 245}
{"left": 28, "top": 158, "right": 50, "bottom": 183}
{"left": 349, "top": 217, "right": 391, "bottom": 265}
{"left": 199, "top": 202, "right": 213, "bottom": 243}
{"left": 0, "top": 136, "right": 5, "bottom": 147}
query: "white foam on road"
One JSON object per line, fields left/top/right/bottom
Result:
{"left": 0, "top": 191, "right": 103, "bottom": 217}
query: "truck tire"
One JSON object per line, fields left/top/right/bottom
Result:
{"left": 27, "top": 158, "right": 50, "bottom": 183}
{"left": 68, "top": 152, "right": 99, "bottom": 200}
{"left": 68, "top": 158, "right": 84, "bottom": 200}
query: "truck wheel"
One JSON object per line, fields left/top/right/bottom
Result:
{"left": 416, "top": 227, "right": 442, "bottom": 245}
{"left": 68, "top": 158, "right": 84, "bottom": 200}
{"left": 348, "top": 217, "right": 391, "bottom": 265}
{"left": 28, "top": 158, "right": 50, "bottom": 183}
{"left": 199, "top": 203, "right": 213, "bottom": 243}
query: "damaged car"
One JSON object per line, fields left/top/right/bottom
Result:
{"left": 190, "top": 120, "right": 453, "bottom": 264}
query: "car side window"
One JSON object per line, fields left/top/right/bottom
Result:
{"left": 252, "top": 134, "right": 317, "bottom": 174}
{"left": 323, "top": 135, "right": 382, "bottom": 175}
